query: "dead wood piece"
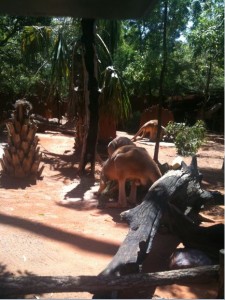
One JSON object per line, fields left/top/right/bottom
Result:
{"left": 101, "top": 200, "right": 162, "bottom": 276}
{"left": 100, "top": 157, "right": 214, "bottom": 276}
{"left": 169, "top": 203, "right": 224, "bottom": 260}
{"left": 217, "top": 249, "right": 224, "bottom": 299}
{"left": 0, "top": 265, "right": 219, "bottom": 298}
{"left": 31, "top": 115, "right": 75, "bottom": 135}
{"left": 93, "top": 156, "right": 223, "bottom": 298}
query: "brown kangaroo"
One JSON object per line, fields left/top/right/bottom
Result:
{"left": 97, "top": 145, "right": 162, "bottom": 208}
{"left": 131, "top": 119, "right": 166, "bottom": 142}
{"left": 107, "top": 136, "right": 135, "bottom": 157}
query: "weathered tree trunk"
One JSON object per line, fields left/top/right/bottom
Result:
{"left": 78, "top": 19, "right": 100, "bottom": 175}
{"left": 0, "top": 100, "right": 44, "bottom": 179}
{"left": 0, "top": 265, "right": 219, "bottom": 298}
{"left": 154, "top": 0, "right": 168, "bottom": 162}
{"left": 93, "top": 156, "right": 224, "bottom": 298}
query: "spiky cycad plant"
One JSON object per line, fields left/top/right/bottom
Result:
{"left": 0, "top": 99, "right": 44, "bottom": 179}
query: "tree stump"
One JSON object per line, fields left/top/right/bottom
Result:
{"left": 0, "top": 99, "right": 44, "bottom": 179}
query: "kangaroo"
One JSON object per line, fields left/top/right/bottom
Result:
{"left": 131, "top": 119, "right": 166, "bottom": 142}
{"left": 107, "top": 136, "right": 135, "bottom": 157}
{"left": 97, "top": 145, "right": 162, "bottom": 208}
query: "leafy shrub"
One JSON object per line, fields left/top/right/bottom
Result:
{"left": 165, "top": 121, "right": 186, "bottom": 141}
{"left": 165, "top": 120, "right": 206, "bottom": 156}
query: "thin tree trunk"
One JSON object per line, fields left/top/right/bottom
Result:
{"left": 154, "top": 0, "right": 168, "bottom": 162}
{"left": 78, "top": 19, "right": 100, "bottom": 175}
{"left": 204, "top": 55, "right": 213, "bottom": 104}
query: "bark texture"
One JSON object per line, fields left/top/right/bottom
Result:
{"left": 0, "top": 265, "right": 219, "bottom": 298}
{"left": 78, "top": 19, "right": 100, "bottom": 175}
{"left": 0, "top": 100, "right": 43, "bottom": 179}
{"left": 93, "top": 156, "right": 224, "bottom": 298}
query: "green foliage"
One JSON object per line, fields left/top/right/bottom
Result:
{"left": 50, "top": 30, "right": 70, "bottom": 97}
{"left": 166, "top": 120, "right": 206, "bottom": 156}
{"left": 0, "top": 1, "right": 224, "bottom": 120}
{"left": 187, "top": 0, "right": 224, "bottom": 95}
{"left": 166, "top": 121, "right": 187, "bottom": 139}
{"left": 21, "top": 25, "right": 52, "bottom": 64}
{"left": 97, "top": 20, "right": 121, "bottom": 60}
{"left": 99, "top": 66, "right": 131, "bottom": 123}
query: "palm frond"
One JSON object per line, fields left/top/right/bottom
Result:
{"left": 99, "top": 66, "right": 131, "bottom": 123}
{"left": 50, "top": 31, "right": 70, "bottom": 95}
{"left": 21, "top": 26, "right": 52, "bottom": 63}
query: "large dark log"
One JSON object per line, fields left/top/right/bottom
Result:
{"left": 100, "top": 200, "right": 162, "bottom": 276}
{"left": 168, "top": 203, "right": 224, "bottom": 259}
{"left": 100, "top": 156, "right": 216, "bottom": 276}
{"left": 31, "top": 114, "right": 75, "bottom": 135}
{"left": 93, "top": 156, "right": 224, "bottom": 298}
{"left": 0, "top": 265, "right": 219, "bottom": 298}
{"left": 217, "top": 249, "right": 224, "bottom": 299}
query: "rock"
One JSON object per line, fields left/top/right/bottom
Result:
{"left": 169, "top": 248, "right": 213, "bottom": 270}
{"left": 171, "top": 156, "right": 183, "bottom": 170}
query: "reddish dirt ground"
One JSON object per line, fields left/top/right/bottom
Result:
{"left": 0, "top": 130, "right": 224, "bottom": 299}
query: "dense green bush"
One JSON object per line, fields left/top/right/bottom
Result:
{"left": 165, "top": 120, "right": 206, "bottom": 156}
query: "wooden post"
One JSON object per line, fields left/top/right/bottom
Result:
{"left": 217, "top": 249, "right": 224, "bottom": 299}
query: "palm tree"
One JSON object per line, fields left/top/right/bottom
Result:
{"left": 21, "top": 18, "right": 131, "bottom": 174}
{"left": 21, "top": 19, "right": 76, "bottom": 119}
{"left": 71, "top": 19, "right": 131, "bottom": 174}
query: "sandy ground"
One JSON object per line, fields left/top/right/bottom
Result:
{"left": 0, "top": 130, "right": 224, "bottom": 299}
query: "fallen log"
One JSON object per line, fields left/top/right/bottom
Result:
{"left": 218, "top": 249, "right": 224, "bottom": 299}
{"left": 0, "top": 265, "right": 219, "bottom": 297}
{"left": 168, "top": 202, "right": 224, "bottom": 259}
{"left": 93, "top": 156, "right": 224, "bottom": 298}
{"left": 31, "top": 114, "right": 75, "bottom": 135}
{"left": 100, "top": 157, "right": 219, "bottom": 276}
